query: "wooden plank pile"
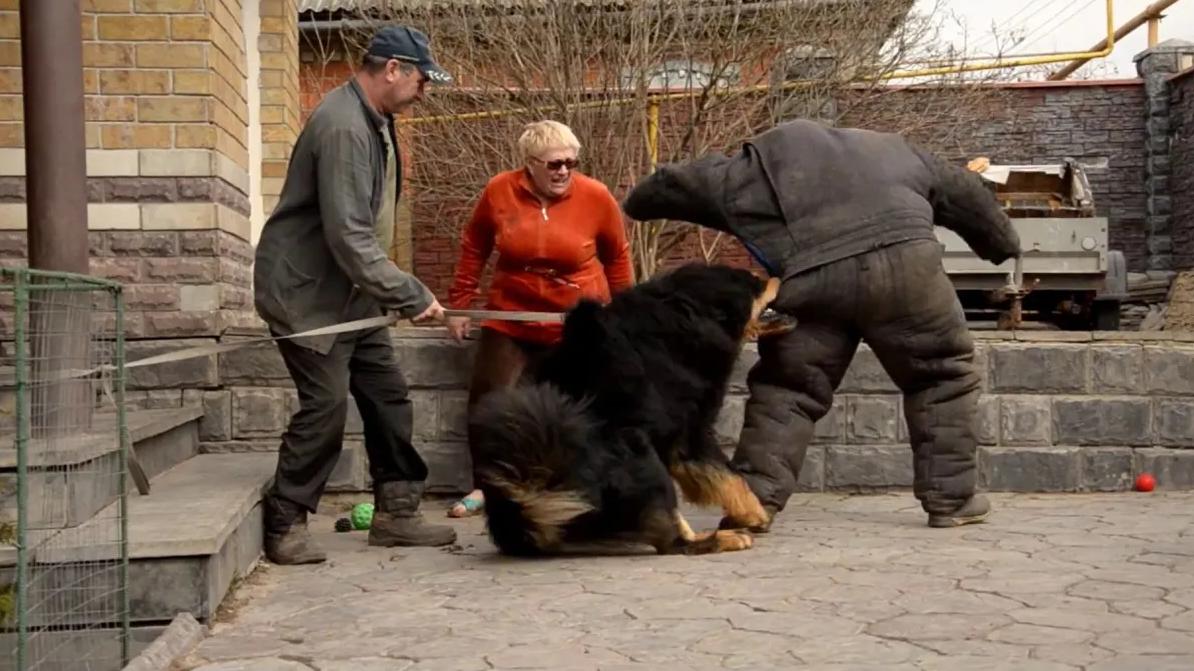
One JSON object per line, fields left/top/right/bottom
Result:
{"left": 1123, "top": 271, "right": 1176, "bottom": 331}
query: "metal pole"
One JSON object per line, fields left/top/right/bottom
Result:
{"left": 20, "top": 0, "right": 94, "bottom": 438}
{"left": 646, "top": 100, "right": 660, "bottom": 172}
{"left": 21, "top": 0, "right": 89, "bottom": 273}
{"left": 1048, "top": 0, "right": 1181, "bottom": 80}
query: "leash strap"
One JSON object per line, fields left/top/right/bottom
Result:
{"left": 0, "top": 308, "right": 565, "bottom": 384}
{"left": 444, "top": 309, "right": 564, "bottom": 322}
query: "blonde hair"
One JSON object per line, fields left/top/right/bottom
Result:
{"left": 518, "top": 120, "right": 581, "bottom": 161}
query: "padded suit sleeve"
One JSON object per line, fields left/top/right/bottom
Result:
{"left": 913, "top": 146, "right": 1022, "bottom": 265}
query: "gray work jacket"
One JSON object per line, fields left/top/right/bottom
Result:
{"left": 253, "top": 78, "right": 433, "bottom": 354}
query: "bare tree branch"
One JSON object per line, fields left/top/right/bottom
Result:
{"left": 304, "top": 0, "right": 1022, "bottom": 281}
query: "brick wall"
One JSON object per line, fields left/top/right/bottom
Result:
{"left": 0, "top": 0, "right": 248, "bottom": 158}
{"left": 0, "top": 0, "right": 284, "bottom": 340}
{"left": 111, "top": 329, "right": 1194, "bottom": 494}
{"left": 298, "top": 52, "right": 1154, "bottom": 293}
{"left": 394, "top": 93, "right": 771, "bottom": 299}
{"left": 258, "top": 0, "right": 299, "bottom": 223}
{"left": 411, "top": 81, "right": 1151, "bottom": 296}
{"left": 1171, "top": 68, "right": 1194, "bottom": 271}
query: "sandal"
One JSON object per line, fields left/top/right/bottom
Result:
{"left": 448, "top": 492, "right": 484, "bottom": 518}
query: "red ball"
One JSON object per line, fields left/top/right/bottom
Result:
{"left": 1135, "top": 473, "right": 1156, "bottom": 492}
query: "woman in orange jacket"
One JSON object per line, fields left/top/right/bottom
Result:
{"left": 445, "top": 119, "right": 635, "bottom": 517}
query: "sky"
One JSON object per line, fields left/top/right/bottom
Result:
{"left": 912, "top": 0, "right": 1194, "bottom": 79}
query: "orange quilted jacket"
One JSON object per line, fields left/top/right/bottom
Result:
{"left": 447, "top": 168, "right": 635, "bottom": 345}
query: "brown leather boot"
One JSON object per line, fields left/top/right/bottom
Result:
{"left": 368, "top": 481, "right": 457, "bottom": 547}
{"left": 263, "top": 496, "right": 326, "bottom": 565}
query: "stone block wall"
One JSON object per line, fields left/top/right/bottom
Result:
{"left": 716, "top": 333, "right": 1194, "bottom": 493}
{"left": 1172, "top": 68, "right": 1194, "bottom": 271}
{"left": 114, "top": 329, "right": 1194, "bottom": 495}
{"left": 117, "top": 329, "right": 476, "bottom": 494}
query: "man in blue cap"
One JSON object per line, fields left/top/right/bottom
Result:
{"left": 253, "top": 25, "right": 456, "bottom": 564}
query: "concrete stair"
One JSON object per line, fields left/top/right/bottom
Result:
{"left": 121, "top": 451, "right": 273, "bottom": 625}
{"left": 1, "top": 406, "right": 274, "bottom": 671}
{"left": 0, "top": 407, "right": 203, "bottom": 533}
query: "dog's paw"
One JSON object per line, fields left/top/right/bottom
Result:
{"left": 718, "top": 510, "right": 773, "bottom": 534}
{"left": 715, "top": 529, "right": 754, "bottom": 552}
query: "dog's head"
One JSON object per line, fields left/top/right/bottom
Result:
{"left": 655, "top": 264, "right": 780, "bottom": 343}
{"left": 744, "top": 277, "right": 782, "bottom": 342}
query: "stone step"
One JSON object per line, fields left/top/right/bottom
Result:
{"left": 121, "top": 405, "right": 205, "bottom": 484}
{"left": 127, "top": 452, "right": 273, "bottom": 626}
{"left": 0, "top": 406, "right": 202, "bottom": 536}
{"left": 0, "top": 624, "right": 167, "bottom": 671}
{"left": 5, "top": 452, "right": 274, "bottom": 629}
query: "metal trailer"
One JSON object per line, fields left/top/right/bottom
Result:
{"left": 937, "top": 158, "right": 1128, "bottom": 330}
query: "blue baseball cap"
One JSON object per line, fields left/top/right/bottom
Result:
{"left": 367, "top": 25, "right": 453, "bottom": 84}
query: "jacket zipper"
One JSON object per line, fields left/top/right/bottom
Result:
{"left": 537, "top": 198, "right": 548, "bottom": 294}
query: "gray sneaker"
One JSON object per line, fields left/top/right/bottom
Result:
{"left": 927, "top": 494, "right": 991, "bottom": 528}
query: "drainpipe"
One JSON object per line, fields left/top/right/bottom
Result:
{"left": 21, "top": 0, "right": 89, "bottom": 274}
{"left": 20, "top": 0, "right": 93, "bottom": 437}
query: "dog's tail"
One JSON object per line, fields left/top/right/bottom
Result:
{"left": 468, "top": 382, "right": 597, "bottom": 555}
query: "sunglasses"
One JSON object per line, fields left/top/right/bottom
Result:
{"left": 533, "top": 157, "right": 579, "bottom": 172}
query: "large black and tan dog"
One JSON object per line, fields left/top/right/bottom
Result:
{"left": 467, "top": 263, "right": 780, "bottom": 557}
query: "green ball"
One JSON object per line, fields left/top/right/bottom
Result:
{"left": 350, "top": 502, "right": 375, "bottom": 530}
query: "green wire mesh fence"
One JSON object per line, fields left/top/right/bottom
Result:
{"left": 0, "top": 268, "right": 130, "bottom": 671}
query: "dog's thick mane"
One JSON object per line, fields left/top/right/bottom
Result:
{"left": 469, "top": 263, "right": 773, "bottom": 556}
{"left": 538, "top": 265, "right": 763, "bottom": 426}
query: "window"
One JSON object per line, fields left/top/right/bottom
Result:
{"left": 622, "top": 59, "right": 740, "bottom": 91}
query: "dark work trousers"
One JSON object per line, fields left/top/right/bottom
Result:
{"left": 465, "top": 327, "right": 551, "bottom": 472}
{"left": 266, "top": 325, "right": 428, "bottom": 529}
{"left": 466, "top": 327, "right": 551, "bottom": 407}
{"left": 730, "top": 238, "right": 982, "bottom": 516}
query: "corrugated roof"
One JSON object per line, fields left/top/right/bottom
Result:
{"left": 298, "top": 0, "right": 863, "bottom": 13}
{"left": 299, "top": 0, "right": 623, "bottom": 10}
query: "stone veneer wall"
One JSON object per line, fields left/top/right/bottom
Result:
{"left": 838, "top": 80, "right": 1152, "bottom": 273}
{"left": 1134, "top": 41, "right": 1194, "bottom": 272}
{"left": 112, "top": 329, "right": 1194, "bottom": 495}
{"left": 1171, "top": 67, "right": 1194, "bottom": 271}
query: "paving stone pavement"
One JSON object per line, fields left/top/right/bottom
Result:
{"left": 175, "top": 492, "right": 1194, "bottom": 671}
